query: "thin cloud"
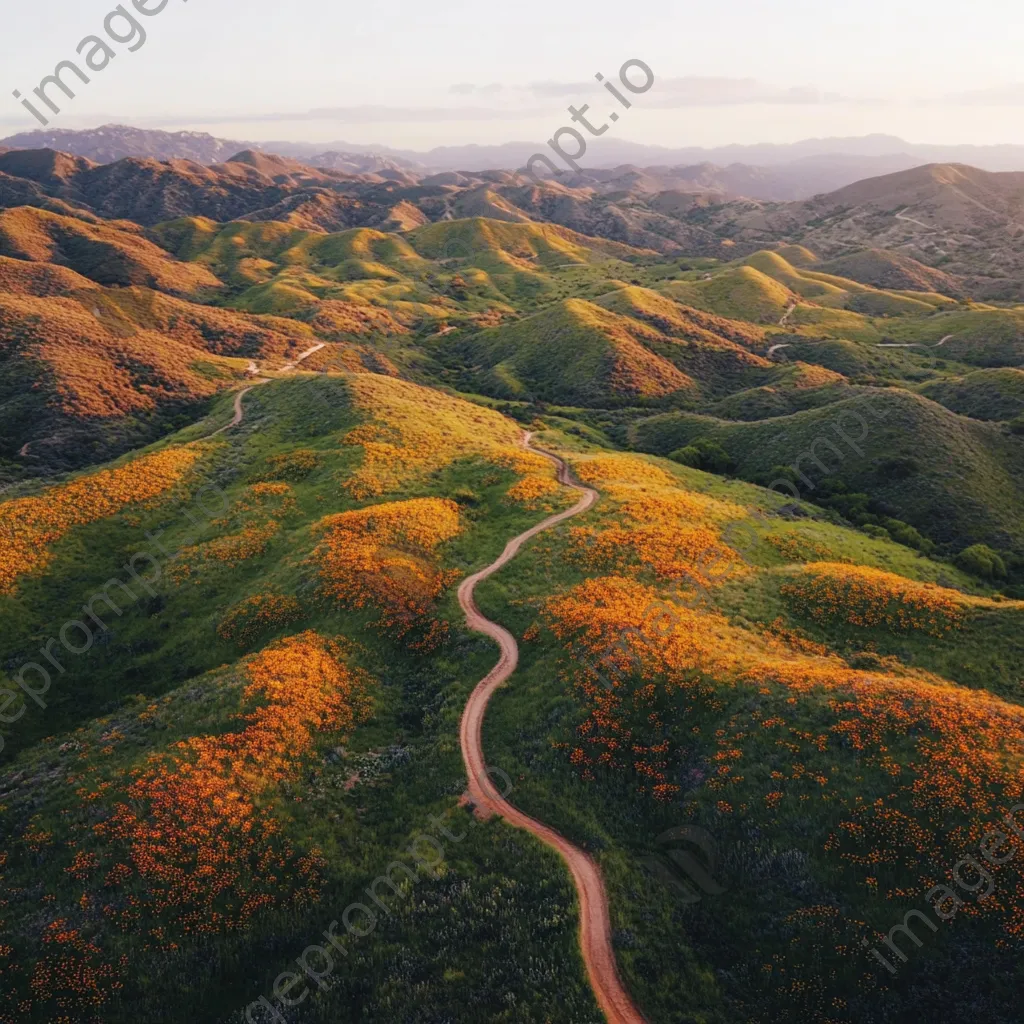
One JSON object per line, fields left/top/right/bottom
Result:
{"left": 528, "top": 80, "right": 590, "bottom": 98}
{"left": 528, "top": 76, "right": 862, "bottom": 106}
{"left": 449, "top": 83, "right": 504, "bottom": 95}
{"left": 305, "top": 104, "right": 530, "bottom": 123}
{"left": 0, "top": 103, "right": 542, "bottom": 132}
{"left": 937, "top": 83, "right": 1024, "bottom": 106}
{"left": 96, "top": 105, "right": 545, "bottom": 127}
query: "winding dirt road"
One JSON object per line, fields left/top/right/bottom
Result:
{"left": 207, "top": 341, "right": 327, "bottom": 436}
{"left": 458, "top": 438, "right": 648, "bottom": 1024}
{"left": 280, "top": 342, "right": 326, "bottom": 372}
{"left": 208, "top": 381, "right": 269, "bottom": 437}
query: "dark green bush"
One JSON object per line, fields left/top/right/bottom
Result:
{"left": 956, "top": 543, "right": 1008, "bottom": 580}
{"left": 668, "top": 438, "right": 736, "bottom": 474}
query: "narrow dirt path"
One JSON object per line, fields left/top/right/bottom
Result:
{"left": 895, "top": 208, "right": 933, "bottom": 231}
{"left": 280, "top": 342, "right": 326, "bottom": 371}
{"left": 208, "top": 380, "right": 270, "bottom": 437}
{"left": 207, "top": 341, "right": 326, "bottom": 437}
{"left": 458, "top": 437, "right": 648, "bottom": 1024}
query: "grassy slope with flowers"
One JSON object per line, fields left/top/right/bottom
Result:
{"left": 0, "top": 365, "right": 1022, "bottom": 1022}
{"left": 470, "top": 429, "right": 1024, "bottom": 1024}
{"left": 1, "top": 192, "right": 1024, "bottom": 1023}
{"left": 0, "top": 373, "right": 605, "bottom": 1023}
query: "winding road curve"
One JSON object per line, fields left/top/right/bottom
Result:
{"left": 210, "top": 383, "right": 645, "bottom": 1020}
{"left": 457, "top": 438, "right": 648, "bottom": 1024}
{"left": 208, "top": 382, "right": 269, "bottom": 436}
{"left": 207, "top": 341, "right": 327, "bottom": 437}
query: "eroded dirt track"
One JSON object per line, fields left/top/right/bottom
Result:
{"left": 457, "top": 438, "right": 647, "bottom": 1024}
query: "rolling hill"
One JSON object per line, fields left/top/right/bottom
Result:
{"left": 0, "top": 206, "right": 221, "bottom": 296}
{"left": 438, "top": 297, "right": 699, "bottom": 405}
{"left": 918, "top": 367, "right": 1024, "bottom": 420}
{"left": 0, "top": 142, "right": 1024, "bottom": 1024}
{"left": 817, "top": 248, "right": 966, "bottom": 297}
{"left": 631, "top": 388, "right": 1024, "bottom": 552}
{"left": 690, "top": 163, "right": 1024, "bottom": 299}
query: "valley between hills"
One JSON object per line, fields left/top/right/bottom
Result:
{"left": 1, "top": 139, "right": 1023, "bottom": 1024}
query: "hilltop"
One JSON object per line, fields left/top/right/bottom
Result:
{"left": 3, "top": 142, "right": 1024, "bottom": 296}
{"left": 692, "top": 163, "right": 1024, "bottom": 299}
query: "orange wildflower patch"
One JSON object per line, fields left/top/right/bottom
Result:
{"left": 571, "top": 522, "right": 744, "bottom": 589}
{"left": 256, "top": 448, "right": 322, "bottom": 482}
{"left": 611, "top": 487, "right": 746, "bottom": 524}
{"left": 544, "top": 576, "right": 741, "bottom": 793}
{"left": 0, "top": 446, "right": 203, "bottom": 594}
{"left": 505, "top": 473, "right": 562, "bottom": 510}
{"left": 573, "top": 454, "right": 746, "bottom": 522}
{"left": 170, "top": 482, "right": 295, "bottom": 582}
{"left": 223, "top": 481, "right": 299, "bottom": 520}
{"left": 781, "top": 562, "right": 967, "bottom": 637}
{"left": 573, "top": 455, "right": 679, "bottom": 490}
{"left": 545, "top": 573, "right": 1024, "bottom": 941}
{"left": 25, "top": 919, "right": 128, "bottom": 1015}
{"left": 170, "top": 521, "right": 280, "bottom": 582}
{"left": 95, "top": 632, "right": 374, "bottom": 935}
{"left": 311, "top": 497, "right": 462, "bottom": 644}
{"left": 746, "top": 657, "right": 1024, "bottom": 941}
{"left": 217, "top": 593, "right": 303, "bottom": 648}
{"left": 342, "top": 374, "right": 539, "bottom": 499}
{"left": 569, "top": 463, "right": 747, "bottom": 588}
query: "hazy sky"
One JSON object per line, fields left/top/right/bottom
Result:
{"left": 3, "top": 0, "right": 1024, "bottom": 150}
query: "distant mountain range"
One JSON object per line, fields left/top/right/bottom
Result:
{"left": 0, "top": 125, "right": 421, "bottom": 176}
{"left": 8, "top": 125, "right": 1024, "bottom": 201}
{"left": 4, "top": 139, "right": 1024, "bottom": 296}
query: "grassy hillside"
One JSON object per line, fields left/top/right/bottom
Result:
{"left": 742, "top": 250, "right": 953, "bottom": 315}
{"left": 817, "top": 248, "right": 965, "bottom": 297}
{"left": 701, "top": 379, "right": 857, "bottom": 421}
{"left": 660, "top": 264, "right": 795, "bottom": 323}
{"left": 763, "top": 337, "right": 953, "bottom": 383}
{"left": 2, "top": 181, "right": 1024, "bottom": 1024}
{"left": 654, "top": 250, "right": 957, "bottom": 333}
{"left": 2, "top": 367, "right": 1023, "bottom": 1024}
{"left": 436, "top": 297, "right": 700, "bottom": 406}
{"left": 471, "top": 438, "right": 1024, "bottom": 1024}
{"left": 885, "top": 306, "right": 1024, "bottom": 367}
{"left": 0, "top": 289, "right": 246, "bottom": 475}
{"left": 0, "top": 373, "right": 605, "bottom": 1023}
{"left": 919, "top": 368, "right": 1024, "bottom": 421}
{"left": 630, "top": 388, "right": 1024, "bottom": 553}
{"left": 0, "top": 206, "right": 221, "bottom": 297}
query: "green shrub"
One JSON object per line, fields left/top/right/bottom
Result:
{"left": 668, "top": 445, "right": 702, "bottom": 468}
{"left": 876, "top": 456, "right": 919, "bottom": 482}
{"left": 452, "top": 487, "right": 482, "bottom": 507}
{"left": 956, "top": 543, "right": 1008, "bottom": 580}
{"left": 821, "top": 491, "right": 872, "bottom": 521}
{"left": 668, "top": 438, "right": 736, "bottom": 474}
{"left": 882, "top": 518, "right": 936, "bottom": 554}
